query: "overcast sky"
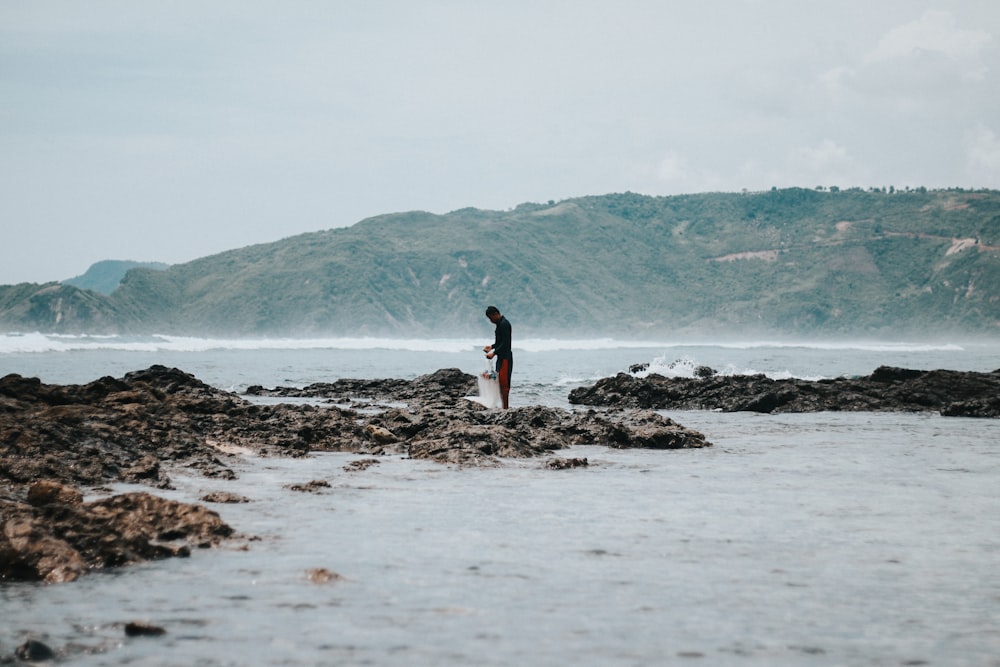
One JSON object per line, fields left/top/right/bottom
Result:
{"left": 2, "top": 1, "right": 999, "bottom": 285}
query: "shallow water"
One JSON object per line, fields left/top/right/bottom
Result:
{"left": 4, "top": 410, "right": 999, "bottom": 666}
{"left": 3, "top": 338, "right": 999, "bottom": 664}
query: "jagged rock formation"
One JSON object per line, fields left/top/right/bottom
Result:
{"left": 568, "top": 365, "right": 1000, "bottom": 417}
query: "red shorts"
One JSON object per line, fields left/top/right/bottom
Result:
{"left": 496, "top": 358, "right": 512, "bottom": 393}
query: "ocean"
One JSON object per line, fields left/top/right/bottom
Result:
{"left": 2, "top": 334, "right": 999, "bottom": 666}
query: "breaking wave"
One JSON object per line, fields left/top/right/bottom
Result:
{"left": 0, "top": 332, "right": 967, "bottom": 356}
{"left": 632, "top": 355, "right": 826, "bottom": 381}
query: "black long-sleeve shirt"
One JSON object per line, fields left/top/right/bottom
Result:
{"left": 492, "top": 316, "right": 512, "bottom": 362}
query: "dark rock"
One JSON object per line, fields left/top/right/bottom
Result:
{"left": 870, "top": 366, "right": 924, "bottom": 383}
{"left": 243, "top": 367, "right": 477, "bottom": 406}
{"left": 306, "top": 567, "right": 345, "bottom": 584}
{"left": 364, "top": 424, "right": 397, "bottom": 444}
{"left": 15, "top": 639, "right": 55, "bottom": 661}
{"left": 26, "top": 480, "right": 83, "bottom": 507}
{"left": 344, "top": 459, "right": 381, "bottom": 472}
{"left": 570, "top": 365, "right": 1000, "bottom": 417}
{"left": 545, "top": 457, "right": 589, "bottom": 469}
{"left": 597, "top": 409, "right": 709, "bottom": 449}
{"left": 124, "top": 622, "right": 166, "bottom": 637}
{"left": 200, "top": 491, "right": 251, "bottom": 504}
{"left": 122, "top": 456, "right": 164, "bottom": 485}
{"left": 366, "top": 403, "right": 710, "bottom": 465}
{"left": 941, "top": 396, "right": 1000, "bottom": 418}
{"left": 286, "top": 480, "right": 331, "bottom": 493}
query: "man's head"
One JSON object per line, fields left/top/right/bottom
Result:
{"left": 485, "top": 305, "right": 501, "bottom": 323}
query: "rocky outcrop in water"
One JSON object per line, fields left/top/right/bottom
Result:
{"left": 0, "top": 365, "right": 357, "bottom": 582}
{"left": 365, "top": 403, "right": 708, "bottom": 464}
{"left": 1, "top": 482, "right": 232, "bottom": 583}
{"left": 245, "top": 367, "right": 477, "bottom": 406}
{"left": 244, "top": 369, "right": 711, "bottom": 462}
{"left": 1, "top": 365, "right": 710, "bottom": 582}
{"left": 245, "top": 373, "right": 710, "bottom": 463}
{"left": 568, "top": 365, "right": 1000, "bottom": 417}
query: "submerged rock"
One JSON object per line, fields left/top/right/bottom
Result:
{"left": 286, "top": 480, "right": 331, "bottom": 493}
{"left": 0, "top": 491, "right": 232, "bottom": 583}
{"left": 344, "top": 458, "right": 381, "bottom": 472}
{"left": 569, "top": 365, "right": 1000, "bottom": 417}
{"left": 15, "top": 639, "right": 55, "bottom": 661}
{"left": 124, "top": 621, "right": 167, "bottom": 637}
{"left": 306, "top": 567, "right": 345, "bottom": 584}
{"left": 545, "top": 457, "right": 589, "bottom": 469}
{"left": 200, "top": 491, "right": 251, "bottom": 504}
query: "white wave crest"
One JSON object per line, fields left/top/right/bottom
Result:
{"left": 515, "top": 338, "right": 667, "bottom": 352}
{"left": 671, "top": 340, "right": 965, "bottom": 353}
{"left": 0, "top": 333, "right": 486, "bottom": 355}
{"left": 0, "top": 332, "right": 968, "bottom": 356}
{"left": 632, "top": 356, "right": 828, "bottom": 381}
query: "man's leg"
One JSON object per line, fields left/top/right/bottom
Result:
{"left": 497, "top": 358, "right": 511, "bottom": 409}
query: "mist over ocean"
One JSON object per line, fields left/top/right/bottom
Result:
{"left": 3, "top": 335, "right": 999, "bottom": 665}
{"left": 2, "top": 332, "right": 994, "bottom": 396}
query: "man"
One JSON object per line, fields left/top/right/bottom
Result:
{"left": 483, "top": 305, "right": 512, "bottom": 409}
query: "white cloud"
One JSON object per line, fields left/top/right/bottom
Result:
{"left": 796, "top": 139, "right": 850, "bottom": 171}
{"left": 966, "top": 125, "right": 1000, "bottom": 182}
{"left": 657, "top": 152, "right": 689, "bottom": 183}
{"left": 814, "top": 9, "right": 997, "bottom": 117}
{"left": 818, "top": 65, "right": 854, "bottom": 100}
{"left": 651, "top": 151, "right": 727, "bottom": 195}
{"left": 866, "top": 10, "right": 992, "bottom": 63}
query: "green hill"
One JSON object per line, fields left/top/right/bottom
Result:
{"left": 2, "top": 188, "right": 999, "bottom": 337}
{"left": 63, "top": 260, "right": 170, "bottom": 295}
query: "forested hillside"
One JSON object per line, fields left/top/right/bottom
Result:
{"left": 2, "top": 188, "right": 998, "bottom": 337}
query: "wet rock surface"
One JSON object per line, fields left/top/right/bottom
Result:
{"left": 242, "top": 368, "right": 711, "bottom": 463}
{"left": 1, "top": 364, "right": 711, "bottom": 585}
{"left": 1, "top": 483, "right": 232, "bottom": 583}
{"left": 357, "top": 403, "right": 709, "bottom": 465}
{"left": 568, "top": 365, "right": 1000, "bottom": 417}
{"left": 124, "top": 621, "right": 167, "bottom": 637}
{"left": 245, "top": 367, "right": 477, "bottom": 407}
{"left": 545, "top": 457, "right": 590, "bottom": 470}
{"left": 14, "top": 639, "right": 56, "bottom": 661}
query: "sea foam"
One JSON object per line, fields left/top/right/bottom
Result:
{"left": 0, "top": 332, "right": 967, "bottom": 356}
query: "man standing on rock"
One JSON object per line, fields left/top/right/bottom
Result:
{"left": 483, "top": 305, "right": 513, "bottom": 409}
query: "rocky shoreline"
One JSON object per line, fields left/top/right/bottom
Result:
{"left": 1, "top": 365, "right": 709, "bottom": 587}
{"left": 569, "top": 364, "right": 1000, "bottom": 417}
{"left": 9, "top": 359, "right": 993, "bottom": 588}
